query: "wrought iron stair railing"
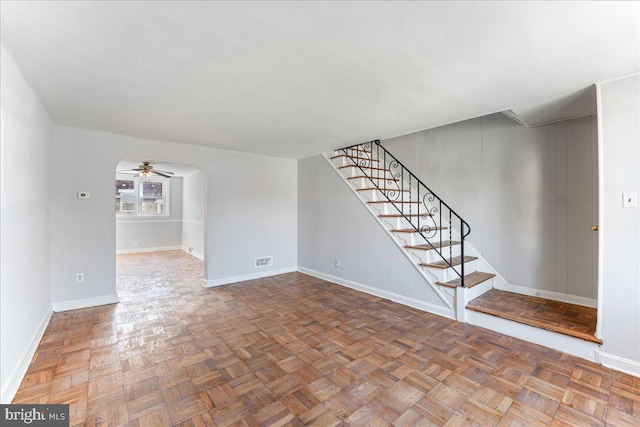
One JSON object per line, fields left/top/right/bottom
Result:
{"left": 340, "top": 140, "right": 471, "bottom": 287}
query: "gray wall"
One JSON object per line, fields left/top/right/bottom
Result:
{"left": 182, "top": 170, "right": 205, "bottom": 259}
{"left": 116, "top": 176, "right": 183, "bottom": 252}
{"left": 598, "top": 74, "right": 640, "bottom": 367}
{"left": 297, "top": 155, "right": 449, "bottom": 313}
{"left": 51, "top": 125, "right": 298, "bottom": 305}
{"left": 382, "top": 113, "right": 598, "bottom": 300}
{"left": 0, "top": 45, "right": 52, "bottom": 401}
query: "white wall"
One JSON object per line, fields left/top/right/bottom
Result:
{"left": 182, "top": 170, "right": 205, "bottom": 259}
{"left": 597, "top": 74, "right": 640, "bottom": 374}
{"left": 0, "top": 45, "right": 53, "bottom": 402}
{"left": 382, "top": 113, "right": 598, "bottom": 300}
{"left": 51, "top": 125, "right": 297, "bottom": 306}
{"left": 116, "top": 176, "right": 184, "bottom": 252}
{"left": 297, "top": 155, "right": 450, "bottom": 313}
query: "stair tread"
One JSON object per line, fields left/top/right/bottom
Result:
{"left": 330, "top": 154, "right": 379, "bottom": 162}
{"left": 466, "top": 289, "right": 602, "bottom": 344}
{"left": 357, "top": 188, "right": 410, "bottom": 192}
{"left": 348, "top": 176, "right": 399, "bottom": 181}
{"left": 406, "top": 240, "right": 461, "bottom": 250}
{"left": 336, "top": 148, "right": 371, "bottom": 154}
{"left": 368, "top": 200, "right": 421, "bottom": 204}
{"left": 436, "top": 271, "right": 494, "bottom": 288}
{"left": 392, "top": 227, "right": 447, "bottom": 233}
{"left": 339, "top": 165, "right": 389, "bottom": 172}
{"left": 379, "top": 213, "right": 434, "bottom": 218}
{"left": 420, "top": 255, "right": 477, "bottom": 268}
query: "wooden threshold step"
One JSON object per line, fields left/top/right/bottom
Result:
{"left": 405, "top": 240, "right": 460, "bottom": 250}
{"left": 420, "top": 255, "right": 477, "bottom": 268}
{"left": 437, "top": 271, "right": 495, "bottom": 288}
{"left": 466, "top": 289, "right": 602, "bottom": 344}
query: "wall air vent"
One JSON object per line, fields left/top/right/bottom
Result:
{"left": 255, "top": 256, "right": 273, "bottom": 268}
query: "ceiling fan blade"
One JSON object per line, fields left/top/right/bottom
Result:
{"left": 116, "top": 170, "right": 137, "bottom": 174}
{"left": 153, "top": 170, "right": 175, "bottom": 175}
{"left": 152, "top": 171, "right": 172, "bottom": 178}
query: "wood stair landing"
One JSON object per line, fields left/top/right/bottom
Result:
{"left": 467, "top": 289, "right": 602, "bottom": 344}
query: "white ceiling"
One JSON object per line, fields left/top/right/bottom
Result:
{"left": 1, "top": 2, "right": 638, "bottom": 159}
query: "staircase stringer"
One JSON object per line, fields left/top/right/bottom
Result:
{"left": 322, "top": 153, "right": 456, "bottom": 318}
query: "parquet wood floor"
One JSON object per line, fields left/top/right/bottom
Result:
{"left": 12, "top": 250, "right": 640, "bottom": 426}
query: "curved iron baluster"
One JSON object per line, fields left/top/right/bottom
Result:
{"left": 356, "top": 142, "right": 372, "bottom": 169}
{"left": 380, "top": 159, "right": 401, "bottom": 201}
{"left": 418, "top": 192, "right": 440, "bottom": 239}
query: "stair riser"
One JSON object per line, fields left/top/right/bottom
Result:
{"left": 331, "top": 156, "right": 379, "bottom": 168}
{"left": 421, "top": 260, "right": 478, "bottom": 282}
{"left": 368, "top": 203, "right": 444, "bottom": 219}
{"left": 395, "top": 216, "right": 453, "bottom": 232}
{"left": 407, "top": 246, "right": 461, "bottom": 264}
{"left": 339, "top": 167, "right": 395, "bottom": 180}
{"left": 348, "top": 176, "right": 398, "bottom": 188}
{"left": 356, "top": 186, "right": 431, "bottom": 204}
{"left": 356, "top": 189, "right": 411, "bottom": 202}
{"left": 392, "top": 230, "right": 450, "bottom": 246}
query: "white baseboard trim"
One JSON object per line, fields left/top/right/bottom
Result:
{"left": 52, "top": 294, "right": 119, "bottom": 312}
{"left": 181, "top": 247, "right": 204, "bottom": 260}
{"left": 596, "top": 351, "right": 640, "bottom": 378}
{"left": 298, "top": 266, "right": 455, "bottom": 320}
{"left": 1, "top": 306, "right": 53, "bottom": 403}
{"left": 467, "top": 310, "right": 600, "bottom": 362}
{"left": 493, "top": 281, "right": 597, "bottom": 308}
{"left": 116, "top": 246, "right": 183, "bottom": 255}
{"left": 202, "top": 267, "right": 298, "bottom": 288}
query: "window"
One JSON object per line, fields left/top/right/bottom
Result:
{"left": 115, "top": 175, "right": 169, "bottom": 216}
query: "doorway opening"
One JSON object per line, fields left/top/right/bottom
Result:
{"left": 114, "top": 159, "right": 206, "bottom": 296}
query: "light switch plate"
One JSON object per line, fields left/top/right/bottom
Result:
{"left": 77, "top": 192, "right": 90, "bottom": 199}
{"left": 623, "top": 192, "right": 638, "bottom": 208}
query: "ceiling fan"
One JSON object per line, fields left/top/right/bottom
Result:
{"left": 118, "top": 162, "right": 174, "bottom": 178}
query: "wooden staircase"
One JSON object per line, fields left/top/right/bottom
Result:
{"left": 325, "top": 144, "right": 602, "bottom": 361}
{"left": 327, "top": 149, "right": 497, "bottom": 320}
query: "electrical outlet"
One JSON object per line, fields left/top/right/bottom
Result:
{"left": 75, "top": 273, "right": 85, "bottom": 283}
{"left": 132, "top": 241, "right": 139, "bottom": 247}
{"left": 77, "top": 192, "right": 90, "bottom": 199}
{"left": 335, "top": 258, "right": 341, "bottom": 267}
{"left": 189, "top": 246, "right": 194, "bottom": 253}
